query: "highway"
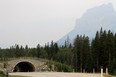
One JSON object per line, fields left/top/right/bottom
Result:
{"left": 9, "top": 72, "right": 101, "bottom": 77}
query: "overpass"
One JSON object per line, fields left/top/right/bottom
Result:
{"left": 0, "top": 58, "right": 49, "bottom": 72}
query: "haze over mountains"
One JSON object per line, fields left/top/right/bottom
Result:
{"left": 57, "top": 3, "right": 116, "bottom": 45}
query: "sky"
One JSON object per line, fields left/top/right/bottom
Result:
{"left": 0, "top": 0, "right": 116, "bottom": 48}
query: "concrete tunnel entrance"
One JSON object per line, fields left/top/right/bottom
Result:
{"left": 13, "top": 61, "right": 35, "bottom": 72}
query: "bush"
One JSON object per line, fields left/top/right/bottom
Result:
{"left": 55, "top": 62, "right": 73, "bottom": 72}
{"left": 0, "top": 71, "right": 5, "bottom": 77}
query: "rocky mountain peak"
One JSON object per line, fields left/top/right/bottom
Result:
{"left": 57, "top": 3, "right": 116, "bottom": 46}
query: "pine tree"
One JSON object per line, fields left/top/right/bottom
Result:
{"left": 91, "top": 31, "right": 100, "bottom": 72}
{"left": 25, "top": 45, "right": 29, "bottom": 57}
{"left": 36, "top": 44, "right": 41, "bottom": 58}
{"left": 15, "top": 44, "right": 20, "bottom": 57}
{"left": 107, "top": 30, "right": 114, "bottom": 73}
{"left": 73, "top": 35, "right": 90, "bottom": 72}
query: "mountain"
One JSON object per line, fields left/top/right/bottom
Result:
{"left": 57, "top": 3, "right": 116, "bottom": 46}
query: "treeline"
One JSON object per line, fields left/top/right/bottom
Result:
{"left": 0, "top": 28, "right": 116, "bottom": 74}
{"left": 91, "top": 28, "right": 116, "bottom": 74}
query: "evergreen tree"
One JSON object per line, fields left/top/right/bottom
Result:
{"left": 25, "top": 45, "right": 29, "bottom": 56}
{"left": 36, "top": 44, "right": 41, "bottom": 58}
{"left": 92, "top": 30, "right": 106, "bottom": 72}
{"left": 107, "top": 30, "right": 114, "bottom": 73}
{"left": 74, "top": 35, "right": 90, "bottom": 72}
{"left": 15, "top": 44, "right": 20, "bottom": 57}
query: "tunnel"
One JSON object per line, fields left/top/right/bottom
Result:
{"left": 13, "top": 61, "right": 35, "bottom": 72}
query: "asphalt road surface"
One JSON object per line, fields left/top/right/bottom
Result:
{"left": 9, "top": 72, "right": 101, "bottom": 77}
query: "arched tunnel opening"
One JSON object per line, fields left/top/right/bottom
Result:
{"left": 13, "top": 61, "right": 35, "bottom": 72}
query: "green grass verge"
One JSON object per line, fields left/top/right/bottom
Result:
{"left": 9, "top": 75, "right": 31, "bottom": 77}
{"left": 0, "top": 74, "right": 31, "bottom": 77}
{"left": 104, "top": 74, "right": 116, "bottom": 77}
{"left": 0, "top": 71, "right": 31, "bottom": 77}
{"left": 0, "top": 75, "right": 4, "bottom": 77}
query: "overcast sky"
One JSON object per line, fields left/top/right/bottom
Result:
{"left": 0, "top": 0, "right": 116, "bottom": 48}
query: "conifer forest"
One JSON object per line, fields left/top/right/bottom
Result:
{"left": 0, "top": 28, "right": 116, "bottom": 75}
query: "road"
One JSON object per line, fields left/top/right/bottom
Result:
{"left": 9, "top": 72, "right": 101, "bottom": 77}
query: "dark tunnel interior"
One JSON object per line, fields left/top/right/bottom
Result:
{"left": 13, "top": 61, "right": 35, "bottom": 72}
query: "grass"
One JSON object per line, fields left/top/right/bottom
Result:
{"left": 104, "top": 74, "right": 116, "bottom": 77}
{"left": 0, "top": 71, "right": 31, "bottom": 77}
{"left": 0, "top": 74, "right": 4, "bottom": 77}
{"left": 9, "top": 75, "right": 31, "bottom": 77}
{"left": 0, "top": 74, "right": 31, "bottom": 77}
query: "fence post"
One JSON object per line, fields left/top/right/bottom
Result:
{"left": 106, "top": 67, "right": 108, "bottom": 75}
{"left": 93, "top": 68, "right": 95, "bottom": 73}
{"left": 101, "top": 67, "right": 103, "bottom": 77}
